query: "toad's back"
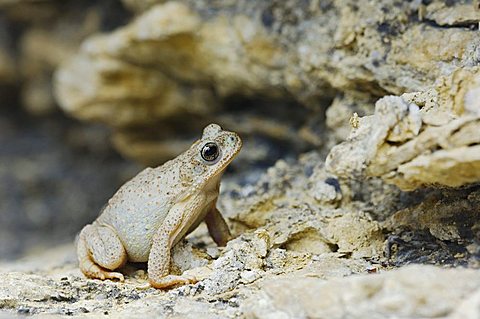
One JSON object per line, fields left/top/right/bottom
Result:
{"left": 97, "top": 161, "right": 184, "bottom": 262}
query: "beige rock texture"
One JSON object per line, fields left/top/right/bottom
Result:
{"left": 53, "top": 0, "right": 480, "bottom": 164}
{"left": 327, "top": 67, "right": 480, "bottom": 190}
{"left": 54, "top": 1, "right": 296, "bottom": 164}
{"left": 244, "top": 265, "right": 480, "bottom": 319}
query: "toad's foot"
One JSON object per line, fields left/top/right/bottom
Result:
{"left": 83, "top": 262, "right": 125, "bottom": 281}
{"left": 78, "top": 244, "right": 125, "bottom": 281}
{"left": 148, "top": 274, "right": 197, "bottom": 289}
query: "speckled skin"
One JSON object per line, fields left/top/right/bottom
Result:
{"left": 77, "top": 124, "right": 242, "bottom": 289}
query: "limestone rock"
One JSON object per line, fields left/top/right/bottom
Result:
{"left": 327, "top": 68, "right": 480, "bottom": 190}
{"left": 325, "top": 94, "right": 374, "bottom": 144}
{"left": 381, "top": 184, "right": 480, "bottom": 267}
{"left": 224, "top": 153, "right": 384, "bottom": 260}
{"left": 424, "top": 2, "right": 480, "bottom": 27}
{"left": 202, "top": 229, "right": 270, "bottom": 295}
{"left": 54, "top": 1, "right": 298, "bottom": 163}
{"left": 244, "top": 265, "right": 480, "bottom": 319}
{"left": 0, "top": 243, "right": 369, "bottom": 318}
{"left": 54, "top": 0, "right": 480, "bottom": 164}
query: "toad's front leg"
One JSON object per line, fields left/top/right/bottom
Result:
{"left": 147, "top": 193, "right": 207, "bottom": 289}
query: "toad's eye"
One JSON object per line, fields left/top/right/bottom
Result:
{"left": 201, "top": 142, "right": 220, "bottom": 162}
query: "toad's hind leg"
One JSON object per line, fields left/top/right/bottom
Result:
{"left": 77, "top": 224, "right": 127, "bottom": 281}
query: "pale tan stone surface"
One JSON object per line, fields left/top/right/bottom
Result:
{"left": 53, "top": 0, "right": 480, "bottom": 163}
{"left": 244, "top": 265, "right": 480, "bottom": 319}
{"left": 424, "top": 2, "right": 480, "bottom": 26}
{"left": 327, "top": 68, "right": 480, "bottom": 190}
{"left": 2, "top": 245, "right": 479, "bottom": 319}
